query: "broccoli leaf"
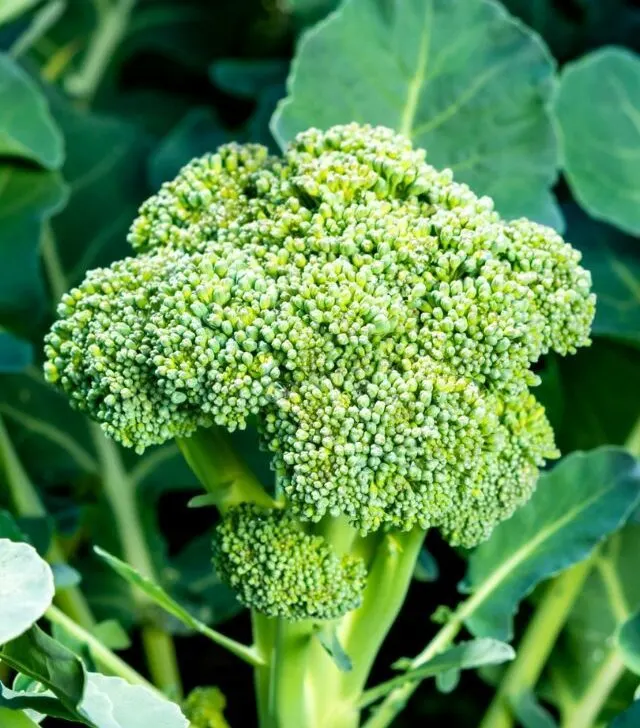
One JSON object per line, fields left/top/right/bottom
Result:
{"left": 358, "top": 639, "right": 515, "bottom": 708}
{"left": 509, "top": 690, "right": 558, "bottom": 728}
{"left": 0, "top": 539, "right": 54, "bottom": 645}
{"left": 272, "top": 0, "right": 561, "bottom": 227}
{"left": 79, "top": 673, "right": 188, "bottom": 728}
{"left": 618, "top": 610, "right": 640, "bottom": 675}
{"left": 0, "top": 625, "right": 85, "bottom": 715}
{"left": 0, "top": 332, "right": 31, "bottom": 374}
{"left": 462, "top": 447, "right": 640, "bottom": 641}
{"left": 48, "top": 99, "right": 150, "bottom": 291}
{"left": 611, "top": 700, "right": 640, "bottom": 728}
{"left": 554, "top": 47, "right": 640, "bottom": 235}
{"left": 0, "top": 53, "right": 63, "bottom": 169}
{"left": 564, "top": 205, "right": 640, "bottom": 345}
{"left": 0, "top": 166, "right": 67, "bottom": 331}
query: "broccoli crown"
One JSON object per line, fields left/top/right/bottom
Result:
{"left": 44, "top": 123, "right": 594, "bottom": 545}
{"left": 212, "top": 504, "right": 366, "bottom": 620}
{"left": 183, "top": 687, "right": 229, "bottom": 728}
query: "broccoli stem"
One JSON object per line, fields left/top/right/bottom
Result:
{"left": 560, "top": 650, "right": 627, "bottom": 728}
{"left": 478, "top": 555, "right": 596, "bottom": 728}
{"left": 177, "top": 427, "right": 276, "bottom": 512}
{"left": 248, "top": 522, "right": 424, "bottom": 728}
{"left": 339, "top": 528, "right": 426, "bottom": 705}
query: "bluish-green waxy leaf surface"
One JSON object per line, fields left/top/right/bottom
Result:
{"left": 0, "top": 54, "right": 63, "bottom": 169}
{"left": 80, "top": 673, "right": 188, "bottom": 728}
{"left": 272, "top": 0, "right": 561, "bottom": 227}
{"left": 564, "top": 205, "right": 640, "bottom": 344}
{"left": 0, "top": 540, "right": 54, "bottom": 645}
{"left": 0, "top": 166, "right": 68, "bottom": 328}
{"left": 611, "top": 700, "right": 640, "bottom": 728}
{"left": 554, "top": 47, "right": 640, "bottom": 235}
{"left": 618, "top": 610, "right": 640, "bottom": 675}
{"left": 0, "top": 331, "right": 32, "bottom": 373}
{"left": 462, "top": 448, "right": 640, "bottom": 640}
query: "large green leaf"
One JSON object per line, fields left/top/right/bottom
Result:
{"left": 611, "top": 700, "right": 640, "bottom": 728}
{"left": 149, "top": 108, "right": 231, "bottom": 190}
{"left": 554, "top": 47, "right": 640, "bottom": 235}
{"left": 550, "top": 341, "right": 640, "bottom": 454}
{"left": 461, "top": 448, "right": 640, "bottom": 640}
{"left": 0, "top": 166, "right": 67, "bottom": 329}
{"left": 80, "top": 673, "right": 188, "bottom": 728}
{"left": 0, "top": 54, "right": 63, "bottom": 169}
{"left": 272, "top": 0, "right": 561, "bottom": 226}
{"left": 0, "top": 539, "right": 54, "bottom": 645}
{"left": 49, "top": 99, "right": 150, "bottom": 290}
{"left": 0, "top": 370, "right": 97, "bottom": 482}
{"left": 0, "top": 332, "right": 31, "bottom": 373}
{"left": 0, "top": 625, "right": 85, "bottom": 714}
{"left": 564, "top": 205, "right": 640, "bottom": 344}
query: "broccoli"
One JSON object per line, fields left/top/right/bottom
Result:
{"left": 44, "top": 123, "right": 594, "bottom": 727}
{"left": 183, "top": 686, "right": 230, "bottom": 728}
{"left": 44, "top": 123, "right": 594, "bottom": 549}
{"left": 212, "top": 504, "right": 366, "bottom": 620}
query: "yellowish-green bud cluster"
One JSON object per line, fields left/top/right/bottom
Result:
{"left": 44, "top": 123, "right": 594, "bottom": 545}
{"left": 183, "top": 687, "right": 229, "bottom": 728}
{"left": 212, "top": 504, "right": 366, "bottom": 620}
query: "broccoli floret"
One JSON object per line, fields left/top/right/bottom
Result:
{"left": 212, "top": 504, "right": 367, "bottom": 620}
{"left": 44, "top": 123, "right": 594, "bottom": 546}
{"left": 183, "top": 687, "right": 229, "bottom": 728}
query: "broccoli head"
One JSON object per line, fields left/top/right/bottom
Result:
{"left": 44, "top": 123, "right": 594, "bottom": 546}
{"left": 212, "top": 504, "right": 367, "bottom": 620}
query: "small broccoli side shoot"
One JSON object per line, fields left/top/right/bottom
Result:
{"left": 44, "top": 123, "right": 595, "bottom": 546}
{"left": 212, "top": 504, "right": 367, "bottom": 620}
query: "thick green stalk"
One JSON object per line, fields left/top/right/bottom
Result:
{"left": 252, "top": 612, "right": 277, "bottom": 728}
{"left": 248, "top": 521, "right": 423, "bottom": 728}
{"left": 0, "top": 415, "right": 95, "bottom": 629}
{"left": 561, "top": 651, "right": 627, "bottom": 728}
{"left": 479, "top": 556, "right": 596, "bottom": 728}
{"left": 177, "top": 427, "right": 275, "bottom": 512}
{"left": 91, "top": 427, "right": 182, "bottom": 697}
{"left": 340, "top": 528, "right": 426, "bottom": 705}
